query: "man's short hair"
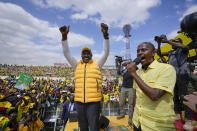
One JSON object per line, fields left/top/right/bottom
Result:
{"left": 140, "top": 42, "right": 155, "bottom": 51}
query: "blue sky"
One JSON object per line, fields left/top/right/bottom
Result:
{"left": 0, "top": 0, "right": 196, "bottom": 66}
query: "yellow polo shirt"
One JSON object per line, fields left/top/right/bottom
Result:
{"left": 133, "top": 60, "right": 176, "bottom": 131}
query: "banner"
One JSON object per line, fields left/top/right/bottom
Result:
{"left": 15, "top": 73, "right": 32, "bottom": 90}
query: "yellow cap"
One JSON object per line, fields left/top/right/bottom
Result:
{"left": 32, "top": 90, "right": 36, "bottom": 94}
{"left": 24, "top": 96, "right": 30, "bottom": 100}
{"left": 81, "top": 47, "right": 92, "bottom": 54}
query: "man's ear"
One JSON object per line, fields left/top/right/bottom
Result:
{"left": 152, "top": 50, "right": 156, "bottom": 57}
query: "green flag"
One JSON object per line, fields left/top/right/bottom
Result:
{"left": 15, "top": 73, "right": 32, "bottom": 90}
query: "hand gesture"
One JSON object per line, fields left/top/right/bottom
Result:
{"left": 101, "top": 23, "right": 109, "bottom": 39}
{"left": 101, "top": 23, "right": 108, "bottom": 34}
{"left": 59, "top": 25, "right": 70, "bottom": 41}
{"left": 183, "top": 94, "right": 197, "bottom": 112}
{"left": 126, "top": 62, "right": 137, "bottom": 76}
{"left": 59, "top": 25, "right": 70, "bottom": 35}
{"left": 193, "top": 92, "right": 197, "bottom": 95}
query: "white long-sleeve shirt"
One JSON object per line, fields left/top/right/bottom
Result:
{"left": 61, "top": 39, "right": 110, "bottom": 69}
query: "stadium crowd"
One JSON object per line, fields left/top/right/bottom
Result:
{"left": 0, "top": 65, "right": 121, "bottom": 131}
{"left": 0, "top": 64, "right": 74, "bottom": 77}
{"left": 1, "top": 61, "right": 195, "bottom": 130}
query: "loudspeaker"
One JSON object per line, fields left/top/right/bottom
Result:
{"left": 99, "top": 115, "right": 110, "bottom": 129}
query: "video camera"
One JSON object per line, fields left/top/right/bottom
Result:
{"left": 154, "top": 34, "right": 166, "bottom": 43}
{"left": 115, "top": 56, "right": 130, "bottom": 68}
{"left": 115, "top": 56, "right": 123, "bottom": 64}
{"left": 115, "top": 56, "right": 132, "bottom": 75}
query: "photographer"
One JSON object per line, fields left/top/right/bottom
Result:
{"left": 156, "top": 35, "right": 193, "bottom": 130}
{"left": 115, "top": 56, "right": 135, "bottom": 127}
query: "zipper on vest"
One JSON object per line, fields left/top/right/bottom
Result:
{"left": 84, "top": 63, "right": 87, "bottom": 103}
{"left": 96, "top": 79, "right": 99, "bottom": 91}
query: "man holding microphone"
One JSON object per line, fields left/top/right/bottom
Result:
{"left": 126, "top": 42, "right": 176, "bottom": 131}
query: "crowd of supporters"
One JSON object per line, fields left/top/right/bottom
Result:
{"left": 0, "top": 64, "right": 74, "bottom": 77}
{"left": 0, "top": 65, "right": 122, "bottom": 130}
{"left": 0, "top": 74, "right": 75, "bottom": 130}
{"left": 1, "top": 62, "right": 196, "bottom": 130}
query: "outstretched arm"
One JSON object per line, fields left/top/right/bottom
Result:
{"left": 156, "top": 41, "right": 168, "bottom": 62}
{"left": 97, "top": 23, "right": 110, "bottom": 68}
{"left": 59, "top": 25, "right": 77, "bottom": 67}
{"left": 161, "top": 36, "right": 187, "bottom": 49}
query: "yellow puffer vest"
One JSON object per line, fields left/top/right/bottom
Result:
{"left": 74, "top": 60, "right": 102, "bottom": 103}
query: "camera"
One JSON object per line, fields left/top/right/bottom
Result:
{"left": 115, "top": 56, "right": 124, "bottom": 74}
{"left": 154, "top": 36, "right": 162, "bottom": 43}
{"left": 154, "top": 34, "right": 166, "bottom": 43}
{"left": 115, "top": 56, "right": 123, "bottom": 66}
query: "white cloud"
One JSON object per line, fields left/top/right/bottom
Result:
{"left": 167, "top": 30, "right": 179, "bottom": 39}
{"left": 31, "top": 0, "right": 74, "bottom": 9}
{"left": 179, "top": 5, "right": 197, "bottom": 21}
{"left": 111, "top": 35, "right": 125, "bottom": 43}
{"left": 71, "top": 13, "right": 88, "bottom": 20}
{"left": 30, "top": 0, "right": 46, "bottom": 8}
{"left": 68, "top": 33, "right": 95, "bottom": 47}
{"left": 0, "top": 2, "right": 94, "bottom": 65}
{"left": 31, "top": 0, "right": 161, "bottom": 27}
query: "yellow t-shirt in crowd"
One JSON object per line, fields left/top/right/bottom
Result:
{"left": 133, "top": 60, "right": 176, "bottom": 131}
{"left": 103, "top": 94, "right": 110, "bottom": 103}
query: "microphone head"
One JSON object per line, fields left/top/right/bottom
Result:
{"left": 133, "top": 57, "right": 141, "bottom": 65}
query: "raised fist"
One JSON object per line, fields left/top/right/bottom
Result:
{"left": 59, "top": 25, "right": 70, "bottom": 35}
{"left": 101, "top": 23, "right": 109, "bottom": 39}
{"left": 59, "top": 25, "right": 70, "bottom": 41}
{"left": 101, "top": 23, "right": 108, "bottom": 34}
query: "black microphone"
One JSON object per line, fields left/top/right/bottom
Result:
{"left": 122, "top": 57, "right": 141, "bottom": 74}
{"left": 133, "top": 57, "right": 142, "bottom": 65}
